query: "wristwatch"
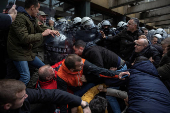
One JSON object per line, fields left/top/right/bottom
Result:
{"left": 81, "top": 102, "right": 89, "bottom": 109}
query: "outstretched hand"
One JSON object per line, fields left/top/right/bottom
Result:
{"left": 42, "top": 29, "right": 60, "bottom": 37}
{"left": 100, "top": 30, "right": 106, "bottom": 38}
{"left": 118, "top": 71, "right": 130, "bottom": 80}
{"left": 98, "top": 85, "right": 107, "bottom": 92}
{"left": 8, "top": 5, "right": 17, "bottom": 22}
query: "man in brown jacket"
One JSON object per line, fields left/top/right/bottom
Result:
{"left": 7, "top": 0, "right": 60, "bottom": 85}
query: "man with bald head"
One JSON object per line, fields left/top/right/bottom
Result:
{"left": 128, "top": 38, "right": 161, "bottom": 67}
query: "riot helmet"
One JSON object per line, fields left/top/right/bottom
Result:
{"left": 97, "top": 23, "right": 102, "bottom": 29}
{"left": 81, "top": 17, "right": 95, "bottom": 30}
{"left": 58, "top": 18, "right": 68, "bottom": 25}
{"left": 153, "top": 34, "right": 162, "bottom": 39}
{"left": 155, "top": 28, "right": 168, "bottom": 39}
{"left": 112, "top": 27, "right": 116, "bottom": 31}
{"left": 101, "top": 20, "right": 111, "bottom": 27}
{"left": 72, "top": 17, "right": 82, "bottom": 25}
{"left": 117, "top": 21, "right": 127, "bottom": 29}
{"left": 55, "top": 18, "right": 69, "bottom": 31}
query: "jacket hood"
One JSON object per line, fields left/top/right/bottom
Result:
{"left": 131, "top": 60, "right": 158, "bottom": 76}
{"left": 83, "top": 41, "right": 96, "bottom": 55}
{"left": 16, "top": 6, "right": 32, "bottom": 19}
{"left": 85, "top": 41, "right": 96, "bottom": 49}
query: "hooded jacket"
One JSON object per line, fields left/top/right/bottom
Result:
{"left": 127, "top": 60, "right": 170, "bottom": 113}
{"left": 7, "top": 6, "right": 44, "bottom": 61}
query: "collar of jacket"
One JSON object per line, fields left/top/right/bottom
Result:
{"left": 82, "top": 42, "right": 96, "bottom": 56}
{"left": 38, "top": 75, "right": 57, "bottom": 89}
{"left": 139, "top": 44, "right": 151, "bottom": 55}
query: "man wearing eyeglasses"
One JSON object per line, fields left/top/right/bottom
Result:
{"left": 128, "top": 39, "right": 161, "bottom": 68}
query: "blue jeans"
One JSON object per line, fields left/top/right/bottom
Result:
{"left": 106, "top": 87, "right": 121, "bottom": 113}
{"left": 105, "top": 64, "right": 127, "bottom": 113}
{"left": 13, "top": 56, "right": 45, "bottom": 85}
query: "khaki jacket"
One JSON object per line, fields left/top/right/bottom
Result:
{"left": 7, "top": 10, "right": 44, "bottom": 61}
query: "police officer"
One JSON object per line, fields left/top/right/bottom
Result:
{"left": 100, "top": 20, "right": 120, "bottom": 55}
{"left": 74, "top": 17, "right": 102, "bottom": 44}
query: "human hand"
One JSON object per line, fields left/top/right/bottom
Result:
{"left": 149, "top": 57, "right": 154, "bottom": 63}
{"left": 42, "top": 29, "right": 60, "bottom": 37}
{"left": 38, "top": 20, "right": 43, "bottom": 25}
{"left": 118, "top": 71, "right": 130, "bottom": 80}
{"left": 8, "top": 5, "right": 17, "bottom": 22}
{"left": 51, "top": 30, "right": 60, "bottom": 37}
{"left": 100, "top": 30, "right": 106, "bottom": 38}
{"left": 81, "top": 75, "right": 87, "bottom": 82}
{"left": 134, "top": 40, "right": 137, "bottom": 43}
{"left": 81, "top": 101, "right": 91, "bottom": 113}
{"left": 124, "top": 97, "right": 129, "bottom": 106}
{"left": 98, "top": 85, "right": 107, "bottom": 92}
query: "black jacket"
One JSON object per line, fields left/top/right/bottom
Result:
{"left": 82, "top": 42, "right": 120, "bottom": 69}
{"left": 129, "top": 45, "right": 161, "bottom": 68}
{"left": 157, "top": 51, "right": 170, "bottom": 91}
{"left": 6, "top": 88, "right": 81, "bottom": 113}
{"left": 0, "top": 13, "right": 12, "bottom": 30}
{"left": 107, "top": 29, "right": 143, "bottom": 61}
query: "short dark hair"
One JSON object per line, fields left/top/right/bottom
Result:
{"left": 89, "top": 95, "right": 107, "bottom": 113}
{"left": 0, "top": 79, "right": 26, "bottom": 105}
{"left": 131, "top": 18, "right": 139, "bottom": 29}
{"left": 25, "top": 0, "right": 39, "bottom": 9}
{"left": 64, "top": 54, "right": 82, "bottom": 70}
{"left": 151, "top": 36, "right": 158, "bottom": 40}
{"left": 73, "top": 40, "right": 86, "bottom": 48}
{"left": 134, "top": 56, "right": 149, "bottom": 64}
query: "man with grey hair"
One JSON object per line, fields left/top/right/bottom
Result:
{"left": 101, "top": 18, "right": 143, "bottom": 61}
{"left": 127, "top": 38, "right": 161, "bottom": 67}
{"left": 37, "top": 11, "right": 54, "bottom": 30}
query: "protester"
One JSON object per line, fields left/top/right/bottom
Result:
{"left": 128, "top": 39, "right": 161, "bottom": 67}
{"left": 0, "top": 79, "right": 91, "bottom": 113}
{"left": 73, "top": 40, "right": 127, "bottom": 113}
{"left": 7, "top": 0, "right": 60, "bottom": 85}
{"left": 157, "top": 43, "right": 170, "bottom": 91}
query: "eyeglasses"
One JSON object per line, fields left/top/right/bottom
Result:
{"left": 135, "top": 43, "right": 142, "bottom": 46}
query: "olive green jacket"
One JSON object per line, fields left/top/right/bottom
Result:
{"left": 7, "top": 10, "right": 45, "bottom": 61}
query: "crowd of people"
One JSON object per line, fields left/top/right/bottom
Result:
{"left": 0, "top": 0, "right": 170, "bottom": 113}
